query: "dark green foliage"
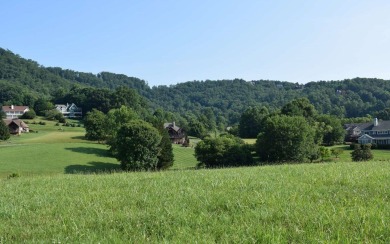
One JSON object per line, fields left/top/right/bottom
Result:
{"left": 239, "top": 106, "right": 269, "bottom": 138}
{"left": 331, "top": 148, "right": 344, "bottom": 158}
{"left": 84, "top": 109, "right": 107, "bottom": 142}
{"left": 187, "top": 120, "right": 207, "bottom": 139}
{"left": 319, "top": 146, "right": 331, "bottom": 162}
{"left": 316, "top": 115, "right": 346, "bottom": 145}
{"left": 34, "top": 98, "right": 54, "bottom": 116}
{"left": 281, "top": 98, "right": 317, "bottom": 119}
{"left": 3, "top": 47, "right": 390, "bottom": 128}
{"left": 114, "top": 120, "right": 162, "bottom": 171}
{"left": 0, "top": 110, "right": 5, "bottom": 119}
{"left": 44, "top": 109, "right": 63, "bottom": 121}
{"left": 256, "top": 115, "right": 317, "bottom": 163}
{"left": 195, "top": 135, "right": 254, "bottom": 168}
{"left": 375, "top": 108, "right": 390, "bottom": 120}
{"left": 20, "top": 109, "right": 36, "bottom": 119}
{"left": 156, "top": 126, "right": 174, "bottom": 170}
{"left": 0, "top": 119, "right": 10, "bottom": 141}
{"left": 351, "top": 144, "right": 374, "bottom": 162}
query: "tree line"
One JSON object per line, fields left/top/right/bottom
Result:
{"left": 2, "top": 47, "right": 390, "bottom": 130}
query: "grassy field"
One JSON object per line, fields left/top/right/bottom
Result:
{"left": 0, "top": 162, "right": 389, "bottom": 242}
{"left": 0, "top": 119, "right": 198, "bottom": 177}
{"left": 0, "top": 120, "right": 389, "bottom": 242}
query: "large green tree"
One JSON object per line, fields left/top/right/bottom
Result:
{"left": 281, "top": 98, "right": 317, "bottom": 119}
{"left": 316, "top": 114, "right": 345, "bottom": 145}
{"left": 239, "top": 106, "right": 269, "bottom": 138}
{"left": 256, "top": 115, "right": 318, "bottom": 162}
{"left": 114, "top": 120, "right": 162, "bottom": 171}
{"left": 84, "top": 109, "right": 107, "bottom": 142}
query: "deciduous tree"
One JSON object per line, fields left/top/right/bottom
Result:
{"left": 114, "top": 120, "right": 162, "bottom": 171}
{"left": 256, "top": 115, "right": 317, "bottom": 162}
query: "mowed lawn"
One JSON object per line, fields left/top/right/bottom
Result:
{"left": 0, "top": 121, "right": 198, "bottom": 177}
{"left": 0, "top": 162, "right": 389, "bottom": 242}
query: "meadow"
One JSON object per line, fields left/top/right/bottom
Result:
{"left": 0, "top": 120, "right": 198, "bottom": 177}
{"left": 0, "top": 120, "right": 389, "bottom": 242}
{"left": 0, "top": 162, "right": 389, "bottom": 242}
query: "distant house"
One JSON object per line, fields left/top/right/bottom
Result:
{"left": 164, "top": 122, "right": 186, "bottom": 144}
{"left": 344, "top": 118, "right": 390, "bottom": 145}
{"left": 55, "top": 103, "right": 82, "bottom": 118}
{"left": 3, "top": 119, "right": 29, "bottom": 134}
{"left": 2, "top": 105, "right": 29, "bottom": 119}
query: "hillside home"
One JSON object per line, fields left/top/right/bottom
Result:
{"left": 2, "top": 105, "right": 29, "bottom": 119}
{"left": 3, "top": 119, "right": 29, "bottom": 134}
{"left": 55, "top": 103, "right": 82, "bottom": 118}
{"left": 344, "top": 118, "right": 390, "bottom": 145}
{"left": 164, "top": 122, "right": 186, "bottom": 144}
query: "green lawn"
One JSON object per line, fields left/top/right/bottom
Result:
{"left": 171, "top": 144, "right": 197, "bottom": 170}
{"left": 0, "top": 120, "right": 198, "bottom": 177}
{"left": 0, "top": 162, "right": 389, "bottom": 242}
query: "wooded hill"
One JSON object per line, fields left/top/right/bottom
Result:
{"left": 1, "top": 47, "right": 390, "bottom": 125}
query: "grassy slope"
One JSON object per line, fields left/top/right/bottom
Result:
{"left": 0, "top": 119, "right": 198, "bottom": 176}
{"left": 0, "top": 162, "right": 389, "bottom": 242}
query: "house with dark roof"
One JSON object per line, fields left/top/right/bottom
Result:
{"left": 164, "top": 122, "right": 186, "bottom": 144}
{"left": 55, "top": 103, "right": 82, "bottom": 118}
{"left": 344, "top": 118, "right": 390, "bottom": 145}
{"left": 2, "top": 105, "right": 29, "bottom": 119}
{"left": 3, "top": 119, "right": 29, "bottom": 134}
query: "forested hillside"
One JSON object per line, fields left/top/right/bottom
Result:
{"left": 1, "top": 47, "right": 390, "bottom": 126}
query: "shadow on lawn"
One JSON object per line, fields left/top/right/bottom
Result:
{"left": 71, "top": 135, "right": 89, "bottom": 141}
{"left": 65, "top": 146, "right": 111, "bottom": 158}
{"left": 65, "top": 161, "right": 121, "bottom": 174}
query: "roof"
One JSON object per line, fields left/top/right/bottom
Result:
{"left": 3, "top": 119, "right": 29, "bottom": 128}
{"left": 345, "top": 120, "right": 390, "bottom": 131}
{"left": 164, "top": 122, "right": 181, "bottom": 132}
{"left": 2, "top": 105, "right": 29, "bottom": 112}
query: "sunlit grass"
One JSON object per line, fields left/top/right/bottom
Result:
{"left": 0, "top": 162, "right": 388, "bottom": 242}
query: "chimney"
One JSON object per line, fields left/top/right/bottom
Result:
{"left": 11, "top": 105, "right": 14, "bottom": 110}
{"left": 374, "top": 118, "right": 379, "bottom": 126}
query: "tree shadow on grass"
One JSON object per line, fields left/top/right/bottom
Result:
{"left": 65, "top": 146, "right": 111, "bottom": 158}
{"left": 65, "top": 161, "right": 121, "bottom": 174}
{"left": 71, "top": 135, "right": 89, "bottom": 141}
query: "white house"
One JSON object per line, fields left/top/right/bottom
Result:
{"left": 345, "top": 118, "right": 390, "bottom": 145}
{"left": 55, "top": 103, "right": 82, "bottom": 118}
{"left": 2, "top": 105, "right": 29, "bottom": 119}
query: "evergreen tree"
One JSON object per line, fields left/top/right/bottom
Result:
{"left": 0, "top": 119, "right": 10, "bottom": 141}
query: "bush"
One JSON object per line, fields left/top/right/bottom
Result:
{"left": 58, "top": 117, "right": 66, "bottom": 123}
{"left": 351, "top": 144, "right": 373, "bottom": 162}
{"left": 113, "top": 120, "right": 162, "bottom": 171}
{"left": 7, "top": 173, "right": 20, "bottom": 179}
{"left": 20, "top": 109, "right": 36, "bottom": 119}
{"left": 38, "top": 121, "right": 46, "bottom": 125}
{"left": 195, "top": 135, "right": 254, "bottom": 168}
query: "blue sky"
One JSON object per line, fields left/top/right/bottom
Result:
{"left": 2, "top": 1, "right": 390, "bottom": 86}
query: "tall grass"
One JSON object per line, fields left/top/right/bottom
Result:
{"left": 0, "top": 162, "right": 389, "bottom": 242}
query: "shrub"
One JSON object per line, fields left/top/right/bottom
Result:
{"left": 7, "top": 173, "right": 20, "bottom": 179}
{"left": 331, "top": 148, "right": 344, "bottom": 158}
{"left": 195, "top": 135, "right": 254, "bottom": 168}
{"left": 351, "top": 144, "right": 373, "bottom": 162}
{"left": 113, "top": 120, "right": 162, "bottom": 171}
{"left": 38, "top": 121, "right": 46, "bottom": 125}
{"left": 20, "top": 109, "right": 36, "bottom": 119}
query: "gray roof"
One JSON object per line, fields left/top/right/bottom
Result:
{"left": 164, "top": 122, "right": 181, "bottom": 132}
{"left": 345, "top": 120, "right": 390, "bottom": 131}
